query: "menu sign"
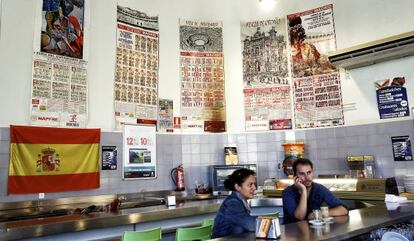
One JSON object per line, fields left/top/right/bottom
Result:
{"left": 375, "top": 77, "right": 410, "bottom": 119}
{"left": 391, "top": 136, "right": 413, "bottom": 162}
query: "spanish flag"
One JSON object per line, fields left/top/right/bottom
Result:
{"left": 8, "top": 125, "right": 100, "bottom": 194}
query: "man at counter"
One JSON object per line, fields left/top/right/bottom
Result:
{"left": 282, "top": 158, "right": 348, "bottom": 223}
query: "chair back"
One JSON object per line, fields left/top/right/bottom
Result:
{"left": 122, "top": 227, "right": 162, "bottom": 241}
{"left": 175, "top": 225, "right": 212, "bottom": 241}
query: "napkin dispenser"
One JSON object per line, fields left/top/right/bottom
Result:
{"left": 255, "top": 216, "right": 281, "bottom": 239}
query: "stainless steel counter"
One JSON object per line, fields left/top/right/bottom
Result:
{"left": 0, "top": 198, "right": 222, "bottom": 241}
{"left": 211, "top": 202, "right": 414, "bottom": 241}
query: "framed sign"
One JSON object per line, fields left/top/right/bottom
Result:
{"left": 391, "top": 136, "right": 413, "bottom": 162}
{"left": 123, "top": 124, "right": 157, "bottom": 180}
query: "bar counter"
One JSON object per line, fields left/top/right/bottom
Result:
{"left": 0, "top": 198, "right": 222, "bottom": 241}
{"left": 211, "top": 202, "right": 414, "bottom": 241}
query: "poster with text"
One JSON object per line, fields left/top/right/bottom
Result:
{"left": 375, "top": 77, "right": 410, "bottom": 119}
{"left": 158, "top": 99, "right": 174, "bottom": 132}
{"left": 288, "top": 4, "right": 344, "bottom": 128}
{"left": 30, "top": 52, "right": 88, "bottom": 127}
{"left": 179, "top": 19, "right": 226, "bottom": 132}
{"left": 293, "top": 73, "right": 343, "bottom": 128}
{"left": 114, "top": 6, "right": 159, "bottom": 130}
{"left": 102, "top": 146, "right": 117, "bottom": 170}
{"left": 391, "top": 136, "right": 413, "bottom": 161}
{"left": 123, "top": 124, "right": 157, "bottom": 179}
{"left": 41, "top": 0, "right": 85, "bottom": 59}
{"left": 241, "top": 18, "right": 292, "bottom": 131}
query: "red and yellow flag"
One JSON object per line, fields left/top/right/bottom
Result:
{"left": 8, "top": 125, "right": 100, "bottom": 194}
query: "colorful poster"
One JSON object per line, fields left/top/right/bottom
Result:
{"left": 179, "top": 19, "right": 226, "bottom": 132}
{"left": 40, "top": 0, "right": 85, "bottom": 59}
{"left": 8, "top": 125, "right": 100, "bottom": 194}
{"left": 102, "top": 146, "right": 117, "bottom": 170}
{"left": 241, "top": 18, "right": 291, "bottom": 131}
{"left": 375, "top": 77, "right": 410, "bottom": 119}
{"left": 30, "top": 52, "right": 88, "bottom": 127}
{"left": 288, "top": 4, "right": 344, "bottom": 128}
{"left": 114, "top": 6, "right": 159, "bottom": 130}
{"left": 391, "top": 136, "right": 413, "bottom": 161}
{"left": 123, "top": 124, "right": 156, "bottom": 180}
{"left": 158, "top": 99, "right": 174, "bottom": 132}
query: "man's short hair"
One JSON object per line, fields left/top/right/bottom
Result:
{"left": 292, "top": 158, "right": 313, "bottom": 175}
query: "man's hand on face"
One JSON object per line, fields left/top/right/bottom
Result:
{"left": 294, "top": 176, "right": 306, "bottom": 192}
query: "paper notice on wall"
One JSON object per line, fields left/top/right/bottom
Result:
{"left": 241, "top": 18, "right": 292, "bottom": 131}
{"left": 179, "top": 19, "right": 226, "bottom": 133}
{"left": 114, "top": 6, "right": 159, "bottom": 130}
{"left": 30, "top": 52, "right": 88, "bottom": 127}
{"left": 375, "top": 77, "right": 410, "bottom": 119}
{"left": 288, "top": 4, "right": 344, "bottom": 128}
{"left": 158, "top": 99, "right": 174, "bottom": 132}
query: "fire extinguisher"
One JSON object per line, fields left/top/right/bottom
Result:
{"left": 171, "top": 164, "right": 185, "bottom": 191}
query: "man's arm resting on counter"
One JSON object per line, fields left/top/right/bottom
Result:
{"left": 329, "top": 205, "right": 348, "bottom": 217}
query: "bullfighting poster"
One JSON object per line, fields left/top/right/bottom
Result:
{"left": 179, "top": 19, "right": 226, "bottom": 133}
{"left": 288, "top": 4, "right": 344, "bottom": 128}
{"left": 30, "top": 0, "right": 88, "bottom": 128}
{"left": 158, "top": 99, "right": 174, "bottom": 132}
{"left": 30, "top": 52, "right": 88, "bottom": 127}
{"left": 41, "top": 0, "right": 85, "bottom": 59}
{"left": 114, "top": 5, "right": 159, "bottom": 130}
{"left": 375, "top": 77, "right": 410, "bottom": 119}
{"left": 241, "top": 18, "right": 292, "bottom": 131}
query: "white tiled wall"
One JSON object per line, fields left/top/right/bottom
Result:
{"left": 0, "top": 119, "right": 413, "bottom": 202}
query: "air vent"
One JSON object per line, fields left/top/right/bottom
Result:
{"left": 328, "top": 31, "right": 414, "bottom": 69}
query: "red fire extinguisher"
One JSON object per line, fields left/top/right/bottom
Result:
{"left": 171, "top": 165, "right": 185, "bottom": 191}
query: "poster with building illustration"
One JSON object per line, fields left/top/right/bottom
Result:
{"left": 179, "top": 19, "right": 226, "bottom": 132}
{"left": 288, "top": 4, "right": 344, "bottom": 128}
{"left": 114, "top": 6, "right": 159, "bottom": 130}
{"left": 241, "top": 18, "right": 292, "bottom": 131}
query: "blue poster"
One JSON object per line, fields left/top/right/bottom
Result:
{"left": 375, "top": 77, "right": 410, "bottom": 119}
{"left": 391, "top": 136, "right": 413, "bottom": 162}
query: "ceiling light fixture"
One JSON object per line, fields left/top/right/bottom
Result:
{"left": 259, "top": 0, "right": 276, "bottom": 10}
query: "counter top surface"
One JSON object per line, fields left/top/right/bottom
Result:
{"left": 211, "top": 202, "right": 414, "bottom": 241}
{"left": 264, "top": 189, "right": 414, "bottom": 201}
{"left": 0, "top": 198, "right": 223, "bottom": 240}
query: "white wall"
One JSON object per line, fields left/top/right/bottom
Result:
{"left": 0, "top": 0, "right": 413, "bottom": 132}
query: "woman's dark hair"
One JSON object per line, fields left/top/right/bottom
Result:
{"left": 224, "top": 168, "right": 256, "bottom": 191}
{"left": 292, "top": 158, "right": 313, "bottom": 175}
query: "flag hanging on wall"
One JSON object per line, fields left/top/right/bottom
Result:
{"left": 8, "top": 125, "right": 100, "bottom": 194}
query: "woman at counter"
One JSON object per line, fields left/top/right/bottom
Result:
{"left": 211, "top": 168, "right": 257, "bottom": 238}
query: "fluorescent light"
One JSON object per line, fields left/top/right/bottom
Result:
{"left": 259, "top": 0, "right": 276, "bottom": 10}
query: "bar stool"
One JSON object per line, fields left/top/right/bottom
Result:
{"left": 122, "top": 227, "right": 162, "bottom": 241}
{"left": 201, "top": 218, "right": 214, "bottom": 227}
{"left": 201, "top": 218, "right": 214, "bottom": 234}
{"left": 175, "top": 225, "right": 212, "bottom": 241}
